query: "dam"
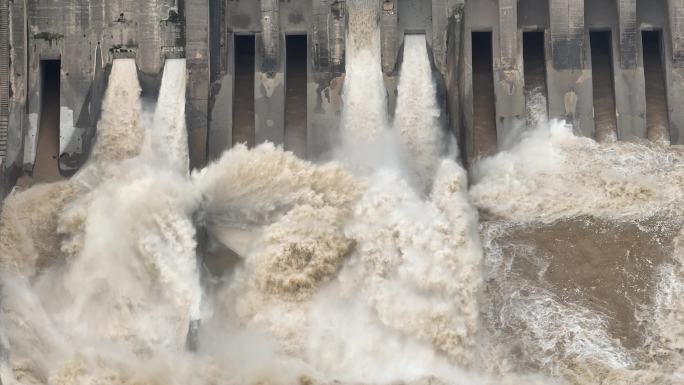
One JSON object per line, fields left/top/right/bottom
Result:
{"left": 1, "top": 0, "right": 684, "bottom": 193}
{"left": 2, "top": 1, "right": 684, "bottom": 385}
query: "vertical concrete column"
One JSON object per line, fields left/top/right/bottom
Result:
{"left": 329, "top": 1, "right": 346, "bottom": 74}
{"left": 381, "top": 0, "right": 399, "bottom": 75}
{"left": 669, "top": 0, "right": 684, "bottom": 64}
{"left": 0, "top": 0, "right": 9, "bottom": 167}
{"left": 255, "top": 0, "right": 285, "bottom": 146}
{"left": 4, "top": 0, "right": 26, "bottom": 193}
{"left": 444, "top": 1, "right": 465, "bottom": 162}
{"left": 0, "top": 0, "right": 9, "bottom": 194}
{"left": 207, "top": 0, "right": 232, "bottom": 161}
{"left": 381, "top": 0, "right": 399, "bottom": 115}
{"left": 311, "top": 0, "right": 346, "bottom": 73}
{"left": 431, "top": 0, "right": 460, "bottom": 77}
{"left": 618, "top": 0, "right": 638, "bottom": 68}
{"left": 667, "top": 0, "right": 684, "bottom": 143}
{"left": 185, "top": 0, "right": 210, "bottom": 169}
{"left": 498, "top": 0, "right": 517, "bottom": 69}
{"left": 494, "top": 0, "right": 525, "bottom": 145}
{"left": 137, "top": 0, "right": 165, "bottom": 76}
{"left": 259, "top": 0, "right": 280, "bottom": 73}
{"left": 308, "top": 0, "right": 346, "bottom": 159}
{"left": 547, "top": 0, "right": 593, "bottom": 136}
{"left": 59, "top": 0, "right": 94, "bottom": 171}
{"left": 614, "top": 0, "right": 646, "bottom": 140}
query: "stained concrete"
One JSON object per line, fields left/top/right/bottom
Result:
{"left": 4, "top": 0, "right": 684, "bottom": 195}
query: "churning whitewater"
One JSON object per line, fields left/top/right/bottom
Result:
{"left": 2, "top": 3, "right": 684, "bottom": 385}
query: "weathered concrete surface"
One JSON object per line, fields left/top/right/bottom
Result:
{"left": 637, "top": 0, "right": 676, "bottom": 143}
{"left": 255, "top": 0, "right": 285, "bottom": 146}
{"left": 308, "top": 0, "right": 346, "bottom": 160}
{"left": 547, "top": 0, "right": 594, "bottom": 137}
{"left": 614, "top": 0, "right": 647, "bottom": 141}
{"left": 204, "top": 0, "right": 340, "bottom": 160}
{"left": 381, "top": 0, "right": 399, "bottom": 114}
{"left": 2, "top": 0, "right": 27, "bottom": 197}
{"left": 432, "top": 0, "right": 460, "bottom": 76}
{"left": 381, "top": 0, "right": 399, "bottom": 77}
{"left": 445, "top": 2, "right": 465, "bottom": 163}
{"left": 207, "top": 0, "right": 230, "bottom": 161}
{"left": 6, "top": 0, "right": 684, "bottom": 194}
{"left": 0, "top": 0, "right": 8, "bottom": 158}
{"left": 462, "top": 0, "right": 499, "bottom": 163}
{"left": 0, "top": 0, "right": 9, "bottom": 196}
{"left": 494, "top": 0, "right": 525, "bottom": 146}
{"left": 667, "top": 0, "right": 684, "bottom": 143}
{"left": 187, "top": 0, "right": 209, "bottom": 168}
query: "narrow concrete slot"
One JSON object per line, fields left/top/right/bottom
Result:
{"left": 471, "top": 31, "right": 497, "bottom": 158}
{"left": 642, "top": 30, "right": 670, "bottom": 142}
{"left": 522, "top": 31, "right": 548, "bottom": 128}
{"left": 233, "top": 35, "right": 256, "bottom": 147}
{"left": 33, "top": 60, "right": 62, "bottom": 181}
{"left": 589, "top": 31, "right": 618, "bottom": 142}
{"left": 285, "top": 35, "right": 307, "bottom": 158}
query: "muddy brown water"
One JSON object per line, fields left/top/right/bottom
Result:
{"left": 483, "top": 216, "right": 678, "bottom": 352}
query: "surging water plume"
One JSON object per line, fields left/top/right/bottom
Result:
{"left": 1, "top": 59, "right": 202, "bottom": 385}
{"left": 148, "top": 59, "right": 189, "bottom": 173}
{"left": 472, "top": 120, "right": 684, "bottom": 384}
{"left": 89, "top": 59, "right": 144, "bottom": 162}
{"left": 470, "top": 120, "right": 684, "bottom": 222}
{"left": 394, "top": 35, "right": 448, "bottom": 187}
{"left": 340, "top": 0, "right": 387, "bottom": 145}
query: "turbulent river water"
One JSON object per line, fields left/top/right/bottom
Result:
{"left": 1, "top": 2, "right": 684, "bottom": 384}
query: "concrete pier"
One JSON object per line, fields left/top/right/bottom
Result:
{"left": 3, "top": 0, "right": 684, "bottom": 193}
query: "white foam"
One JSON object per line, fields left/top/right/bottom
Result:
{"left": 149, "top": 59, "right": 189, "bottom": 173}
{"left": 394, "top": 35, "right": 447, "bottom": 188}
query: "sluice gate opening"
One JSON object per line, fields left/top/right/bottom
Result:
{"left": 642, "top": 30, "right": 670, "bottom": 142}
{"left": 33, "top": 60, "right": 62, "bottom": 181}
{"left": 233, "top": 35, "right": 256, "bottom": 148}
{"left": 471, "top": 31, "right": 497, "bottom": 159}
{"left": 285, "top": 35, "right": 307, "bottom": 158}
{"left": 589, "top": 31, "right": 617, "bottom": 142}
{"left": 522, "top": 31, "right": 548, "bottom": 128}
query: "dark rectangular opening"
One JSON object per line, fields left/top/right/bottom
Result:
{"left": 589, "top": 31, "right": 618, "bottom": 141}
{"left": 523, "top": 31, "right": 548, "bottom": 128}
{"left": 285, "top": 35, "right": 308, "bottom": 158}
{"left": 471, "top": 31, "right": 497, "bottom": 159}
{"left": 233, "top": 35, "right": 256, "bottom": 147}
{"left": 642, "top": 30, "right": 670, "bottom": 142}
{"left": 34, "top": 60, "right": 62, "bottom": 181}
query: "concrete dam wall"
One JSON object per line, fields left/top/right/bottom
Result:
{"left": 1, "top": 0, "right": 684, "bottom": 194}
